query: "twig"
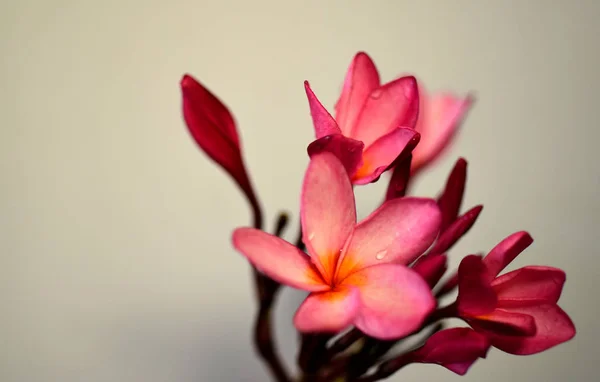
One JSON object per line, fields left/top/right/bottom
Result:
{"left": 250, "top": 212, "right": 291, "bottom": 382}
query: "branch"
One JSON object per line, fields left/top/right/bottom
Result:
{"left": 251, "top": 212, "right": 291, "bottom": 382}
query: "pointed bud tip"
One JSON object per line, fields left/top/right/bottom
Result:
{"left": 180, "top": 74, "right": 197, "bottom": 88}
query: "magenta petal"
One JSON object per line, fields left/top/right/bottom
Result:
{"left": 484, "top": 231, "right": 534, "bottom": 280}
{"left": 429, "top": 205, "right": 483, "bottom": 255}
{"left": 352, "top": 128, "right": 420, "bottom": 185}
{"left": 457, "top": 255, "right": 497, "bottom": 316}
{"left": 412, "top": 254, "right": 448, "bottom": 288}
{"left": 232, "top": 228, "right": 328, "bottom": 291}
{"left": 304, "top": 81, "right": 342, "bottom": 138}
{"left": 412, "top": 89, "right": 474, "bottom": 173}
{"left": 493, "top": 266, "right": 566, "bottom": 305}
{"left": 336, "top": 197, "right": 441, "bottom": 280}
{"left": 301, "top": 152, "right": 356, "bottom": 283}
{"left": 307, "top": 134, "right": 364, "bottom": 177}
{"left": 351, "top": 76, "right": 420, "bottom": 147}
{"left": 342, "top": 264, "right": 435, "bottom": 339}
{"left": 437, "top": 158, "right": 468, "bottom": 232}
{"left": 181, "top": 75, "right": 260, "bottom": 222}
{"left": 294, "top": 288, "right": 360, "bottom": 333}
{"left": 413, "top": 328, "right": 490, "bottom": 375}
{"left": 384, "top": 155, "right": 413, "bottom": 201}
{"left": 334, "top": 52, "right": 381, "bottom": 136}
{"left": 471, "top": 309, "right": 537, "bottom": 336}
{"left": 486, "top": 304, "right": 576, "bottom": 355}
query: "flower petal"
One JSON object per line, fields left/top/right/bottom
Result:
{"left": 294, "top": 288, "right": 360, "bottom": 333}
{"left": 429, "top": 205, "right": 483, "bottom": 255}
{"left": 335, "top": 197, "right": 441, "bottom": 281}
{"left": 437, "top": 158, "right": 468, "bottom": 232}
{"left": 384, "top": 154, "right": 412, "bottom": 201}
{"left": 485, "top": 304, "right": 576, "bottom": 355}
{"left": 307, "top": 134, "right": 364, "bottom": 178}
{"left": 334, "top": 52, "right": 381, "bottom": 136}
{"left": 352, "top": 128, "right": 420, "bottom": 185}
{"left": 412, "top": 254, "right": 448, "bottom": 288}
{"left": 304, "top": 81, "right": 342, "bottom": 138}
{"left": 232, "top": 228, "right": 328, "bottom": 291}
{"left": 181, "top": 75, "right": 261, "bottom": 218}
{"left": 350, "top": 76, "right": 420, "bottom": 148}
{"left": 457, "top": 255, "right": 497, "bottom": 317}
{"left": 301, "top": 152, "right": 356, "bottom": 283}
{"left": 493, "top": 266, "right": 566, "bottom": 305}
{"left": 412, "top": 88, "right": 474, "bottom": 172}
{"left": 413, "top": 328, "right": 490, "bottom": 375}
{"left": 471, "top": 309, "right": 536, "bottom": 336}
{"left": 483, "top": 231, "right": 534, "bottom": 280}
{"left": 341, "top": 264, "right": 435, "bottom": 339}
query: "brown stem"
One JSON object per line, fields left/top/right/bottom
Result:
{"left": 249, "top": 212, "right": 291, "bottom": 382}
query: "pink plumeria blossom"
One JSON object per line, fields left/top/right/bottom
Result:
{"left": 456, "top": 232, "right": 576, "bottom": 355}
{"left": 304, "top": 54, "right": 420, "bottom": 184}
{"left": 180, "top": 74, "right": 262, "bottom": 226}
{"left": 310, "top": 51, "right": 473, "bottom": 181}
{"left": 233, "top": 152, "right": 441, "bottom": 339}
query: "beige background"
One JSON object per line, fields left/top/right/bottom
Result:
{"left": 1, "top": 0, "right": 598, "bottom": 381}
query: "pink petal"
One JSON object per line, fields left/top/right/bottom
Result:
{"left": 294, "top": 288, "right": 360, "bottom": 333}
{"left": 485, "top": 304, "right": 576, "bottom": 355}
{"left": 493, "top": 266, "right": 566, "bottom": 305}
{"left": 341, "top": 264, "right": 435, "bottom": 339}
{"left": 301, "top": 152, "right": 356, "bottom": 283}
{"left": 429, "top": 205, "right": 483, "bottom": 255}
{"left": 457, "top": 255, "right": 497, "bottom": 317}
{"left": 412, "top": 254, "right": 448, "bottom": 288}
{"left": 307, "top": 134, "right": 364, "bottom": 178}
{"left": 411, "top": 88, "right": 474, "bottom": 173}
{"left": 437, "top": 158, "right": 467, "bottom": 232}
{"left": 384, "top": 154, "right": 412, "bottom": 201}
{"left": 304, "top": 81, "right": 342, "bottom": 138}
{"left": 483, "top": 231, "right": 534, "bottom": 280}
{"left": 413, "top": 328, "right": 490, "bottom": 375}
{"left": 471, "top": 309, "right": 536, "bottom": 336}
{"left": 232, "top": 227, "right": 328, "bottom": 291}
{"left": 181, "top": 75, "right": 260, "bottom": 218}
{"left": 350, "top": 76, "right": 420, "bottom": 148}
{"left": 335, "top": 197, "right": 441, "bottom": 281}
{"left": 334, "top": 52, "right": 381, "bottom": 136}
{"left": 352, "top": 128, "right": 420, "bottom": 185}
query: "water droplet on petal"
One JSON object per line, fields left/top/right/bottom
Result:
{"left": 370, "top": 89, "right": 383, "bottom": 100}
{"left": 375, "top": 250, "right": 387, "bottom": 260}
{"left": 308, "top": 232, "right": 315, "bottom": 240}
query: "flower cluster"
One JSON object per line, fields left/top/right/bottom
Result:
{"left": 180, "top": 52, "right": 575, "bottom": 382}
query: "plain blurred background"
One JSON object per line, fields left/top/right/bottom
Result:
{"left": 1, "top": 0, "right": 598, "bottom": 381}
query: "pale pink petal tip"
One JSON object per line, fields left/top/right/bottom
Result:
{"left": 232, "top": 227, "right": 327, "bottom": 292}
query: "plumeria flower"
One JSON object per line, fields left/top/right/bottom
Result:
{"left": 304, "top": 60, "right": 420, "bottom": 185}
{"left": 180, "top": 74, "right": 262, "bottom": 227}
{"left": 233, "top": 152, "right": 441, "bottom": 339}
{"left": 307, "top": 51, "right": 473, "bottom": 185}
{"left": 456, "top": 232, "right": 576, "bottom": 355}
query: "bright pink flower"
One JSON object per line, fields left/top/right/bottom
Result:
{"left": 233, "top": 152, "right": 441, "bottom": 339}
{"left": 180, "top": 74, "right": 262, "bottom": 227}
{"left": 304, "top": 53, "right": 420, "bottom": 184}
{"left": 410, "top": 328, "right": 490, "bottom": 375}
{"left": 410, "top": 83, "right": 474, "bottom": 174}
{"left": 456, "top": 232, "right": 576, "bottom": 355}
